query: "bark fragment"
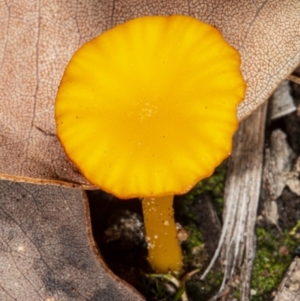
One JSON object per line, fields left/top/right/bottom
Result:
{"left": 273, "top": 256, "right": 300, "bottom": 301}
{"left": 202, "top": 102, "right": 267, "bottom": 301}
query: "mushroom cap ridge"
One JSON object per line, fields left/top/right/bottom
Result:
{"left": 55, "top": 15, "right": 246, "bottom": 199}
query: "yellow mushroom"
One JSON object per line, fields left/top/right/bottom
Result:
{"left": 55, "top": 15, "right": 246, "bottom": 274}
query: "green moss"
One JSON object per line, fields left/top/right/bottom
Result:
{"left": 178, "top": 163, "right": 226, "bottom": 264}
{"left": 179, "top": 164, "right": 226, "bottom": 299}
{"left": 251, "top": 227, "right": 299, "bottom": 301}
{"left": 179, "top": 163, "right": 226, "bottom": 221}
{"left": 233, "top": 288, "right": 241, "bottom": 300}
{"left": 185, "top": 270, "right": 224, "bottom": 300}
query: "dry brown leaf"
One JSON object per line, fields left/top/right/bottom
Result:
{"left": 1, "top": 0, "right": 300, "bottom": 186}
{"left": 0, "top": 180, "right": 144, "bottom": 301}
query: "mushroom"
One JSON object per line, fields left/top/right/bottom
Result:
{"left": 55, "top": 15, "right": 246, "bottom": 274}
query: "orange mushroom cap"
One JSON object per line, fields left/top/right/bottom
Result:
{"left": 55, "top": 15, "right": 246, "bottom": 199}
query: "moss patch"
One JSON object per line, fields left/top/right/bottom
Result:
{"left": 178, "top": 164, "right": 226, "bottom": 300}
{"left": 179, "top": 163, "right": 226, "bottom": 217}
{"left": 251, "top": 227, "right": 299, "bottom": 301}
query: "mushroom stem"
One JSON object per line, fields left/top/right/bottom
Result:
{"left": 142, "top": 195, "right": 182, "bottom": 273}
